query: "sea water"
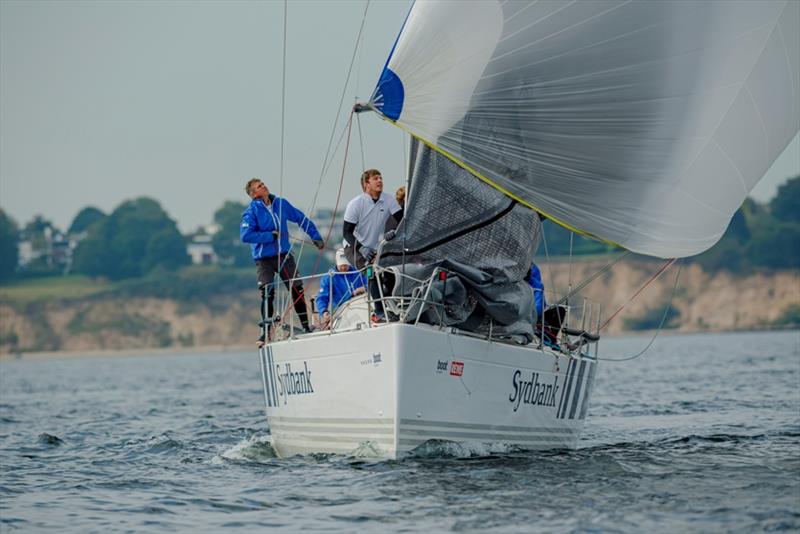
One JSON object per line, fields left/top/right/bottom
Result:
{"left": 1, "top": 331, "right": 798, "bottom": 532}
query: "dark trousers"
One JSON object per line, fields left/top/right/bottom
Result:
{"left": 344, "top": 245, "right": 386, "bottom": 316}
{"left": 256, "top": 253, "right": 309, "bottom": 330}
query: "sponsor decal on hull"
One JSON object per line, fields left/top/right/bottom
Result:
{"left": 261, "top": 346, "right": 315, "bottom": 407}
{"left": 436, "top": 359, "right": 465, "bottom": 377}
{"left": 507, "top": 359, "right": 596, "bottom": 418}
{"left": 554, "top": 358, "right": 596, "bottom": 420}
{"left": 508, "top": 371, "right": 559, "bottom": 412}
{"left": 360, "top": 352, "right": 382, "bottom": 367}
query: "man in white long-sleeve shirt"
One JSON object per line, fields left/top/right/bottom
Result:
{"left": 342, "top": 169, "right": 402, "bottom": 319}
{"left": 342, "top": 169, "right": 402, "bottom": 268}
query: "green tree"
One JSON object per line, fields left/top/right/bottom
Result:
{"left": 68, "top": 207, "right": 106, "bottom": 235}
{"left": 72, "top": 197, "right": 189, "bottom": 279}
{"left": 72, "top": 234, "right": 112, "bottom": 278}
{"left": 539, "top": 220, "right": 615, "bottom": 257}
{"left": 0, "top": 209, "right": 19, "bottom": 281}
{"left": 211, "top": 200, "right": 251, "bottom": 267}
{"left": 746, "top": 222, "right": 800, "bottom": 269}
{"left": 695, "top": 238, "right": 747, "bottom": 273}
{"left": 770, "top": 175, "right": 800, "bottom": 224}
{"left": 726, "top": 207, "right": 750, "bottom": 243}
{"left": 142, "top": 228, "right": 190, "bottom": 273}
{"left": 695, "top": 207, "right": 751, "bottom": 272}
{"left": 19, "top": 215, "right": 63, "bottom": 275}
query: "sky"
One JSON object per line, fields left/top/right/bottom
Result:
{"left": 1, "top": 0, "right": 798, "bottom": 234}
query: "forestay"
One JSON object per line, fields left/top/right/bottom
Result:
{"left": 370, "top": 0, "right": 800, "bottom": 258}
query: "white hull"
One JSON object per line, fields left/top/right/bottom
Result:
{"left": 259, "top": 323, "right": 597, "bottom": 459}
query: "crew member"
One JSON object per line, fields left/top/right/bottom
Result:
{"left": 342, "top": 169, "right": 402, "bottom": 268}
{"left": 240, "top": 178, "right": 324, "bottom": 342}
{"left": 342, "top": 169, "right": 402, "bottom": 319}
{"left": 315, "top": 248, "right": 367, "bottom": 329}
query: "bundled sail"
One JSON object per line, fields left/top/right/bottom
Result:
{"left": 371, "top": 0, "right": 800, "bottom": 258}
{"left": 381, "top": 141, "right": 541, "bottom": 339}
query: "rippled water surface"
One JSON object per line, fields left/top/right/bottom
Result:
{"left": 2, "top": 331, "right": 799, "bottom": 532}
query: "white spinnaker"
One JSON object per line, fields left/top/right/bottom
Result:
{"left": 372, "top": 0, "right": 800, "bottom": 258}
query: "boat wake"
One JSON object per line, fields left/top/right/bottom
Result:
{"left": 214, "top": 434, "right": 277, "bottom": 464}
{"left": 404, "top": 439, "right": 529, "bottom": 459}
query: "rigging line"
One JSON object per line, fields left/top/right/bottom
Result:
{"left": 275, "top": 84, "right": 358, "bottom": 281}
{"left": 274, "top": 0, "right": 288, "bottom": 279}
{"left": 599, "top": 262, "right": 683, "bottom": 362}
{"left": 538, "top": 221, "right": 558, "bottom": 306}
{"left": 567, "top": 231, "right": 574, "bottom": 303}
{"left": 319, "top": 117, "right": 355, "bottom": 188}
{"left": 599, "top": 257, "right": 678, "bottom": 332}
{"left": 356, "top": 109, "right": 366, "bottom": 171}
{"left": 401, "top": 129, "right": 408, "bottom": 181}
{"left": 279, "top": 0, "right": 287, "bottom": 198}
{"left": 554, "top": 249, "right": 631, "bottom": 307}
{"left": 309, "top": 0, "right": 371, "bottom": 212}
{"left": 279, "top": 110, "right": 355, "bottom": 325}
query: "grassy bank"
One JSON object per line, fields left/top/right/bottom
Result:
{"left": 0, "top": 275, "right": 116, "bottom": 304}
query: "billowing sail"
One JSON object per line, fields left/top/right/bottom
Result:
{"left": 371, "top": 0, "right": 800, "bottom": 258}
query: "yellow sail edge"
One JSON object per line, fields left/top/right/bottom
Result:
{"left": 380, "top": 115, "right": 625, "bottom": 252}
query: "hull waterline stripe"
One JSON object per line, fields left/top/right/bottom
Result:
{"left": 558, "top": 359, "right": 577, "bottom": 418}
{"left": 269, "top": 415, "right": 394, "bottom": 425}
{"left": 398, "top": 437, "right": 571, "bottom": 448}
{"left": 272, "top": 434, "right": 394, "bottom": 445}
{"left": 399, "top": 428, "right": 571, "bottom": 443}
{"left": 277, "top": 443, "right": 391, "bottom": 455}
{"left": 399, "top": 418, "right": 577, "bottom": 435}
{"left": 269, "top": 424, "right": 394, "bottom": 435}
{"left": 569, "top": 360, "right": 588, "bottom": 420}
{"left": 578, "top": 362, "right": 597, "bottom": 420}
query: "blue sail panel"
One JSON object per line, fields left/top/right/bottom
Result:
{"left": 372, "top": 68, "right": 404, "bottom": 121}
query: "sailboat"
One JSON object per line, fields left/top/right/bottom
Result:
{"left": 258, "top": 0, "right": 799, "bottom": 459}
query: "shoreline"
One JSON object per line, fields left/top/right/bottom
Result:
{"left": 2, "top": 327, "right": 796, "bottom": 362}
{"left": 0, "top": 343, "right": 254, "bottom": 362}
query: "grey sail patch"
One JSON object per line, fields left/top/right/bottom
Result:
{"left": 379, "top": 142, "right": 541, "bottom": 340}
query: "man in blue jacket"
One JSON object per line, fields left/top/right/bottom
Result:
{"left": 315, "top": 248, "right": 367, "bottom": 329}
{"left": 241, "top": 178, "right": 324, "bottom": 339}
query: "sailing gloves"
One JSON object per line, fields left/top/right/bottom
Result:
{"left": 359, "top": 246, "right": 376, "bottom": 263}
{"left": 384, "top": 229, "right": 396, "bottom": 242}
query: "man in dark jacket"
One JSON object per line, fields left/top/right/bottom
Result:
{"left": 240, "top": 178, "right": 324, "bottom": 341}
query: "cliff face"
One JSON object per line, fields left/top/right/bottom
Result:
{"left": 0, "top": 294, "right": 260, "bottom": 354}
{"left": 541, "top": 260, "right": 799, "bottom": 335}
{"left": 1, "top": 261, "right": 797, "bottom": 354}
